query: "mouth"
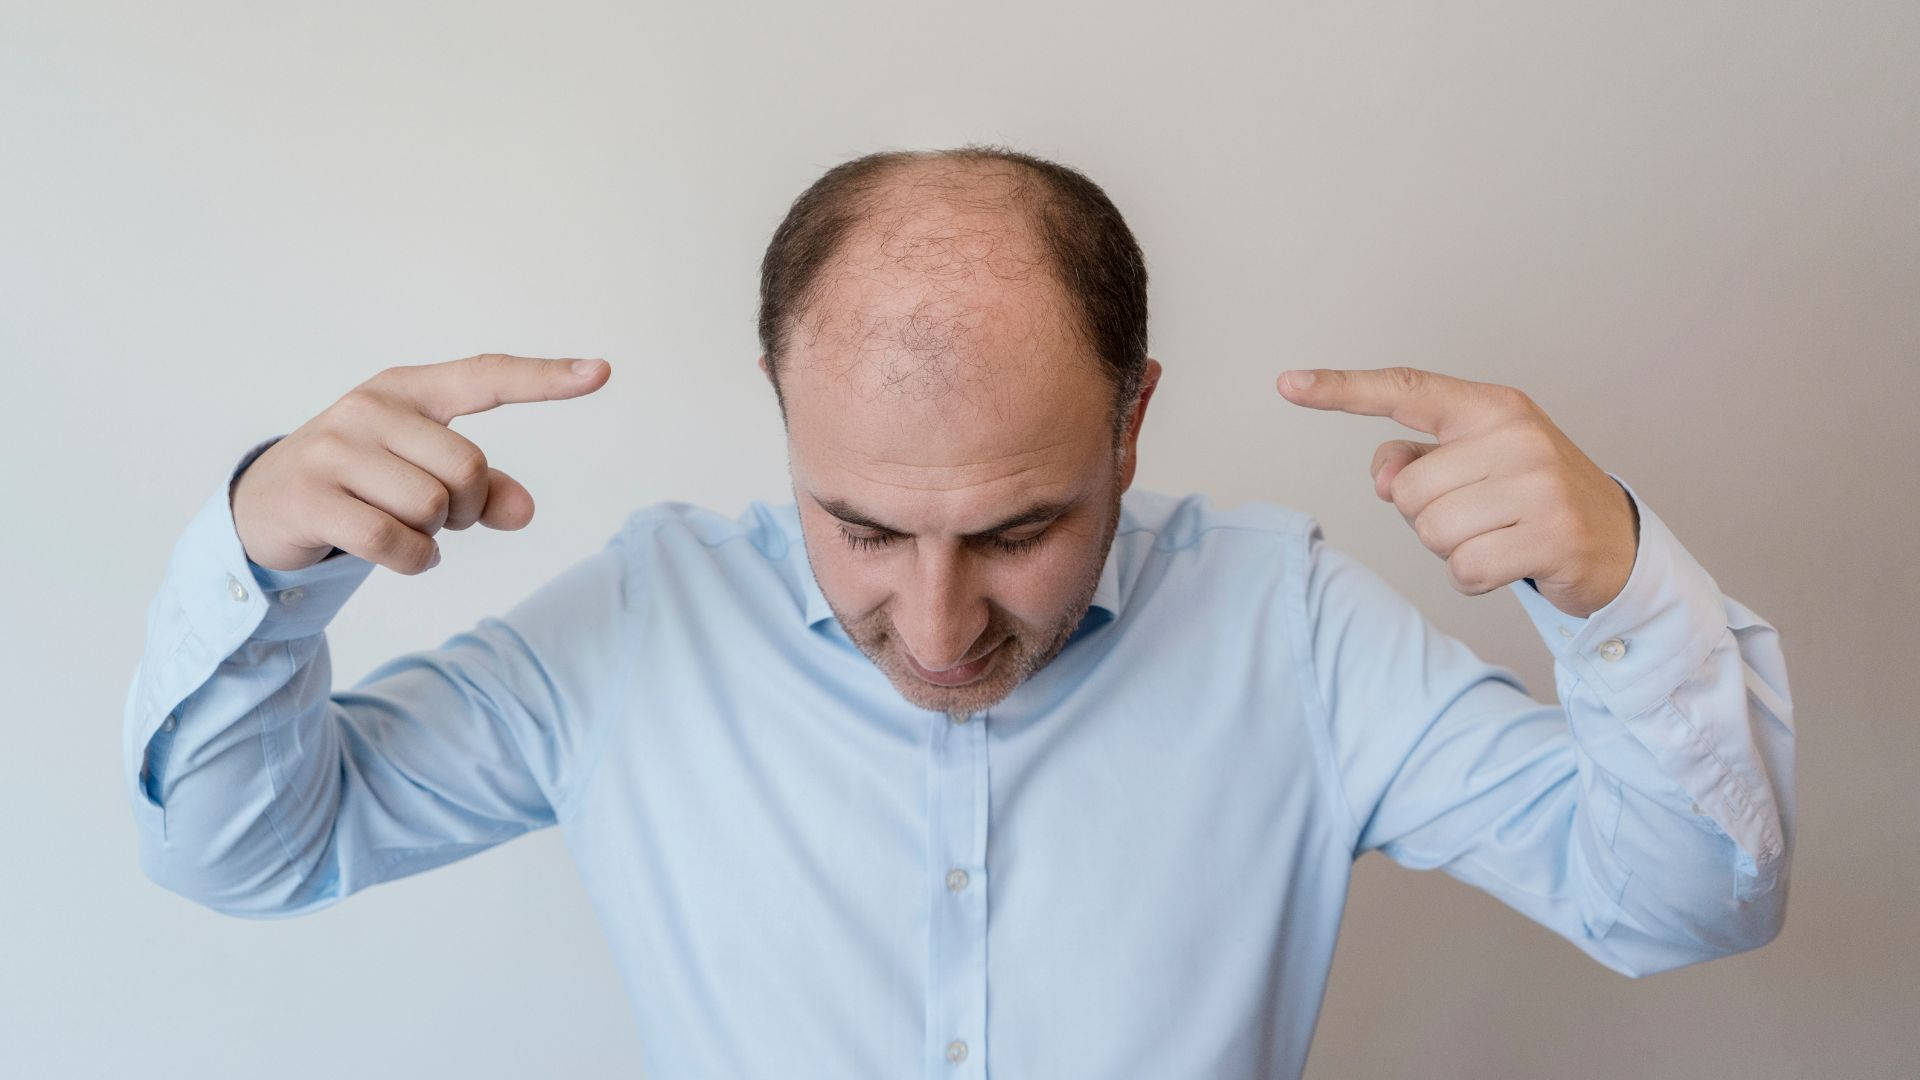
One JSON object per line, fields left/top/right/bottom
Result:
{"left": 904, "top": 639, "right": 1006, "bottom": 687}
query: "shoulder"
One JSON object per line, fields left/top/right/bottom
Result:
{"left": 1120, "top": 487, "right": 1322, "bottom": 556}
{"left": 1114, "top": 490, "right": 1330, "bottom": 629}
{"left": 604, "top": 499, "right": 813, "bottom": 625}
{"left": 613, "top": 499, "right": 797, "bottom": 562}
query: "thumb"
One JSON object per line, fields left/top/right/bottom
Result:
{"left": 1369, "top": 439, "right": 1438, "bottom": 502}
{"left": 477, "top": 467, "right": 537, "bottom": 530}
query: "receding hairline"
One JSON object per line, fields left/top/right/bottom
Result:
{"left": 758, "top": 144, "right": 1150, "bottom": 444}
{"left": 782, "top": 156, "right": 1102, "bottom": 400}
{"left": 791, "top": 156, "right": 1063, "bottom": 314}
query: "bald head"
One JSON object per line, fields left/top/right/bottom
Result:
{"left": 756, "top": 145, "right": 1151, "bottom": 442}
{"left": 784, "top": 158, "right": 1093, "bottom": 422}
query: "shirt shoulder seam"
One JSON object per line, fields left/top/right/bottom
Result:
{"left": 551, "top": 523, "right": 647, "bottom": 826}
{"left": 1286, "top": 514, "right": 1367, "bottom": 854}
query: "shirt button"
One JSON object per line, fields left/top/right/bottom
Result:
{"left": 227, "top": 574, "right": 250, "bottom": 602}
{"left": 952, "top": 712, "right": 971, "bottom": 724}
{"left": 162, "top": 712, "right": 177, "bottom": 732}
{"left": 278, "top": 586, "right": 304, "bottom": 606}
{"left": 945, "top": 1040, "right": 968, "bottom": 1064}
{"left": 946, "top": 868, "right": 969, "bottom": 893}
{"left": 1691, "top": 802, "right": 1706, "bottom": 816}
{"left": 1597, "top": 637, "right": 1627, "bottom": 662}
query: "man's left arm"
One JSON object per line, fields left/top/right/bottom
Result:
{"left": 1279, "top": 365, "right": 1795, "bottom": 976}
{"left": 1509, "top": 472, "right": 1794, "bottom": 914}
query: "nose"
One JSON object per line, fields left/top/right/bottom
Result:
{"left": 893, "top": 546, "right": 990, "bottom": 672}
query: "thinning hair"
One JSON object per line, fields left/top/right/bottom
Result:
{"left": 756, "top": 144, "right": 1150, "bottom": 441}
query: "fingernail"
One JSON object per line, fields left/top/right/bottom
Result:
{"left": 571, "top": 358, "right": 603, "bottom": 376}
{"left": 1283, "top": 370, "right": 1316, "bottom": 390}
{"left": 426, "top": 544, "right": 442, "bottom": 569}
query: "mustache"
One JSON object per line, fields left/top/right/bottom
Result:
{"left": 866, "top": 613, "right": 1014, "bottom": 658}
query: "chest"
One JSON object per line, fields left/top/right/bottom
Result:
{"left": 562, "top": 649, "right": 1347, "bottom": 1075}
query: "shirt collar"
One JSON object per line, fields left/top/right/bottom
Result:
{"left": 798, "top": 549, "right": 836, "bottom": 628}
{"left": 788, "top": 506, "right": 1125, "bottom": 631}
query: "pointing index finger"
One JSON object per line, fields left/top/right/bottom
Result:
{"left": 1276, "top": 366, "right": 1506, "bottom": 440}
{"left": 380, "top": 353, "right": 610, "bottom": 426}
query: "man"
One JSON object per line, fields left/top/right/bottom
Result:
{"left": 125, "top": 145, "right": 1795, "bottom": 1078}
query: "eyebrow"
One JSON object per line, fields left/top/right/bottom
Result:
{"left": 812, "top": 492, "right": 1081, "bottom": 540}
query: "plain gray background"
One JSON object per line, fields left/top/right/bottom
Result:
{"left": 4, "top": 2, "right": 1915, "bottom": 1076}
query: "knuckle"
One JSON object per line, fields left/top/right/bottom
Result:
{"left": 448, "top": 446, "right": 489, "bottom": 488}
{"left": 1447, "top": 551, "right": 1486, "bottom": 594}
{"left": 304, "top": 427, "right": 353, "bottom": 464}
{"left": 1501, "top": 417, "right": 1555, "bottom": 458}
{"left": 1387, "top": 469, "right": 1417, "bottom": 512}
{"left": 1412, "top": 511, "right": 1444, "bottom": 552}
{"left": 343, "top": 511, "right": 396, "bottom": 555}
{"left": 329, "top": 386, "right": 384, "bottom": 426}
{"left": 1489, "top": 383, "right": 1531, "bottom": 410}
{"left": 1385, "top": 366, "right": 1423, "bottom": 394}
{"left": 419, "top": 483, "right": 451, "bottom": 521}
{"left": 364, "top": 365, "right": 409, "bottom": 390}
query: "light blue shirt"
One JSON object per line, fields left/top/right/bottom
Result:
{"left": 126, "top": 434, "right": 1795, "bottom": 1079}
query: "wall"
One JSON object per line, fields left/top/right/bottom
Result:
{"left": 2, "top": 2, "right": 1914, "bottom": 1075}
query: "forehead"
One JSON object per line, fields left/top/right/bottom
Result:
{"left": 783, "top": 293, "right": 1108, "bottom": 500}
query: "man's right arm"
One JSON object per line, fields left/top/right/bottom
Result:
{"left": 124, "top": 435, "right": 636, "bottom": 917}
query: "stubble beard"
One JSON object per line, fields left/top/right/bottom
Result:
{"left": 825, "top": 466, "right": 1125, "bottom": 720}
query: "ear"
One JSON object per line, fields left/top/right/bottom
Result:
{"left": 757, "top": 353, "right": 771, "bottom": 379}
{"left": 1118, "top": 358, "right": 1163, "bottom": 493}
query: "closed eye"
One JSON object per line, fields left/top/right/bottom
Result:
{"left": 836, "top": 526, "right": 1050, "bottom": 556}
{"left": 840, "top": 528, "right": 898, "bottom": 553}
{"left": 984, "top": 529, "right": 1047, "bottom": 555}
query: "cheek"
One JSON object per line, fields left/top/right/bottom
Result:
{"left": 988, "top": 544, "right": 1096, "bottom": 624}
{"left": 813, "top": 545, "right": 891, "bottom": 617}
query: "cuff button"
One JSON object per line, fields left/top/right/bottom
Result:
{"left": 227, "top": 574, "right": 250, "bottom": 602}
{"left": 1598, "top": 637, "right": 1627, "bottom": 662}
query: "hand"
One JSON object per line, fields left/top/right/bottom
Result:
{"left": 1275, "top": 366, "right": 1639, "bottom": 619}
{"left": 230, "top": 353, "right": 612, "bottom": 575}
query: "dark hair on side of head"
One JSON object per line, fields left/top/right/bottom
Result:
{"left": 756, "top": 144, "right": 1150, "bottom": 443}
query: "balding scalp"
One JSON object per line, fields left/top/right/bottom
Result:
{"left": 757, "top": 144, "right": 1150, "bottom": 438}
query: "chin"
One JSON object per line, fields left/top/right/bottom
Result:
{"left": 879, "top": 629, "right": 1072, "bottom": 717}
{"left": 845, "top": 604, "right": 1091, "bottom": 717}
{"left": 886, "top": 661, "right": 1020, "bottom": 716}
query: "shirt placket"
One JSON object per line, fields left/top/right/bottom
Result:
{"left": 925, "top": 708, "right": 990, "bottom": 1077}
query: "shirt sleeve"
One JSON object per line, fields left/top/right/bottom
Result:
{"left": 1302, "top": 472, "right": 1795, "bottom": 977}
{"left": 124, "top": 434, "right": 638, "bottom": 918}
